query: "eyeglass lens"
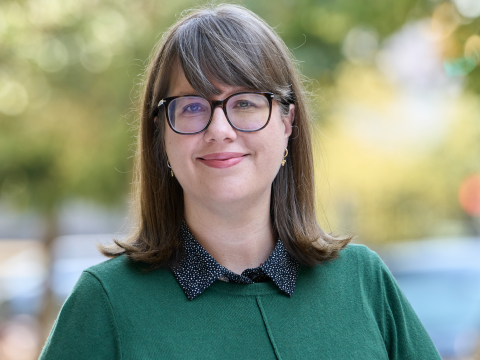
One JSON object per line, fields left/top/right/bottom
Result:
{"left": 168, "top": 93, "right": 270, "bottom": 134}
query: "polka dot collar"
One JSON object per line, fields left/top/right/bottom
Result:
{"left": 170, "top": 222, "right": 300, "bottom": 300}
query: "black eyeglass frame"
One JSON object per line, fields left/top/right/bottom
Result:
{"left": 157, "top": 92, "right": 275, "bottom": 135}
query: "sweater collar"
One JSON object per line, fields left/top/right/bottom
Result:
{"left": 170, "top": 222, "right": 299, "bottom": 300}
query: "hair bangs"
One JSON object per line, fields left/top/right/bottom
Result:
{"left": 172, "top": 14, "right": 291, "bottom": 101}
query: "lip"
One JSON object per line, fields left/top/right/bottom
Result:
{"left": 197, "top": 152, "right": 247, "bottom": 169}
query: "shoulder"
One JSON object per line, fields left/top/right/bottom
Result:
{"left": 301, "top": 243, "right": 405, "bottom": 310}
{"left": 298, "top": 243, "right": 394, "bottom": 298}
{"left": 320, "top": 243, "right": 385, "bottom": 274}
{"left": 85, "top": 254, "right": 141, "bottom": 281}
{"left": 327, "top": 243, "right": 406, "bottom": 304}
{"left": 339, "top": 243, "right": 381, "bottom": 261}
{"left": 297, "top": 243, "right": 385, "bottom": 291}
{"left": 81, "top": 255, "right": 178, "bottom": 297}
{"left": 339, "top": 243, "right": 393, "bottom": 285}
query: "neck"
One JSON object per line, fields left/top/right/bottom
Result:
{"left": 183, "top": 191, "right": 275, "bottom": 275}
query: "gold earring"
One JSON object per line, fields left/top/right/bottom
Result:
{"left": 281, "top": 148, "right": 288, "bottom": 167}
{"left": 167, "top": 161, "right": 174, "bottom": 177}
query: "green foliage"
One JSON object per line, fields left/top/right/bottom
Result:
{"left": 0, "top": 0, "right": 479, "bottom": 242}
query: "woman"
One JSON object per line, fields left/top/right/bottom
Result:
{"left": 40, "top": 4, "right": 441, "bottom": 359}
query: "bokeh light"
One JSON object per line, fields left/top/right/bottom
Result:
{"left": 459, "top": 175, "right": 480, "bottom": 216}
{"left": 452, "top": 0, "right": 480, "bottom": 19}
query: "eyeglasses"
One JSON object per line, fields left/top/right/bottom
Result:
{"left": 157, "top": 92, "right": 274, "bottom": 135}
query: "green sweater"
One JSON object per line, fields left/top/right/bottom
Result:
{"left": 39, "top": 244, "right": 441, "bottom": 359}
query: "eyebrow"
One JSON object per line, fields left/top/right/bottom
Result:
{"left": 170, "top": 87, "right": 256, "bottom": 98}
{"left": 173, "top": 90, "right": 199, "bottom": 97}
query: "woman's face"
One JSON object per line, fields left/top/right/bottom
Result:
{"left": 163, "top": 67, "right": 294, "bottom": 209}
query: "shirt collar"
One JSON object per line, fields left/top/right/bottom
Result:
{"left": 170, "top": 222, "right": 299, "bottom": 300}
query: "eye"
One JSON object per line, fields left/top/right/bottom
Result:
{"left": 233, "top": 100, "right": 256, "bottom": 109}
{"left": 182, "top": 103, "right": 207, "bottom": 114}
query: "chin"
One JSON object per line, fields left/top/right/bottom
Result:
{"left": 205, "top": 187, "right": 249, "bottom": 203}
{"left": 193, "top": 182, "right": 265, "bottom": 206}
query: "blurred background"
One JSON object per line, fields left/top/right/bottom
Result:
{"left": 0, "top": 0, "right": 479, "bottom": 358}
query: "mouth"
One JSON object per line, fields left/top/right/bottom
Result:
{"left": 198, "top": 152, "right": 247, "bottom": 160}
{"left": 197, "top": 152, "right": 248, "bottom": 168}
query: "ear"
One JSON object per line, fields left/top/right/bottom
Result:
{"left": 154, "top": 116, "right": 158, "bottom": 126}
{"left": 283, "top": 104, "right": 295, "bottom": 146}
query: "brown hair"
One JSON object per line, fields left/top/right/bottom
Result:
{"left": 100, "top": 3, "right": 351, "bottom": 267}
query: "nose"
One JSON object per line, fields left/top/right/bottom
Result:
{"left": 203, "top": 106, "right": 237, "bottom": 142}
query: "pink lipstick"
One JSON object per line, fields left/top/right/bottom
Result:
{"left": 197, "top": 152, "right": 247, "bottom": 169}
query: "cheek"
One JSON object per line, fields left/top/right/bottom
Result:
{"left": 164, "top": 131, "right": 187, "bottom": 165}
{"left": 250, "top": 123, "right": 286, "bottom": 165}
{"left": 164, "top": 130, "right": 175, "bottom": 160}
{"left": 265, "top": 118, "right": 288, "bottom": 153}
{"left": 164, "top": 131, "right": 202, "bottom": 174}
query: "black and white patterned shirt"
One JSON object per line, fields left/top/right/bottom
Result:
{"left": 171, "top": 222, "right": 300, "bottom": 300}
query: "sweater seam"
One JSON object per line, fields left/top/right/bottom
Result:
{"left": 84, "top": 270, "right": 123, "bottom": 360}
{"left": 256, "top": 296, "right": 283, "bottom": 360}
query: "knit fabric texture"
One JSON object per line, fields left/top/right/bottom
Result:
{"left": 39, "top": 244, "right": 442, "bottom": 360}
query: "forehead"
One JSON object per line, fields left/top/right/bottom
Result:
{"left": 167, "top": 63, "right": 251, "bottom": 98}
{"left": 167, "top": 63, "right": 195, "bottom": 97}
